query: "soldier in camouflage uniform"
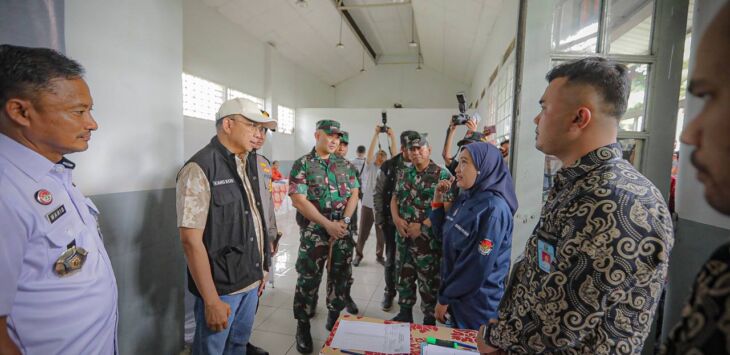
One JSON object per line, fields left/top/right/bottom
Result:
{"left": 334, "top": 131, "right": 360, "bottom": 316}
{"left": 289, "top": 120, "right": 360, "bottom": 354}
{"left": 390, "top": 132, "right": 454, "bottom": 325}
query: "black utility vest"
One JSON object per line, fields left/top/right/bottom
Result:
{"left": 182, "top": 136, "right": 268, "bottom": 297}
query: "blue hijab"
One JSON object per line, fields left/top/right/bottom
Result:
{"left": 462, "top": 142, "right": 518, "bottom": 215}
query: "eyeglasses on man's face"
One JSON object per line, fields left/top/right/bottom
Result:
{"left": 228, "top": 117, "right": 269, "bottom": 134}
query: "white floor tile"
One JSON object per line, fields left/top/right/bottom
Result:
{"left": 249, "top": 329, "right": 295, "bottom": 354}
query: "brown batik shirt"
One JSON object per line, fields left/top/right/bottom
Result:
{"left": 489, "top": 143, "right": 674, "bottom": 354}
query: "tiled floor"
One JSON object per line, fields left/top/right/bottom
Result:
{"left": 248, "top": 205, "right": 426, "bottom": 354}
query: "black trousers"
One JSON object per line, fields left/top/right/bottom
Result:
{"left": 382, "top": 221, "right": 397, "bottom": 298}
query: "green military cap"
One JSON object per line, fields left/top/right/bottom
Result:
{"left": 400, "top": 130, "right": 419, "bottom": 146}
{"left": 457, "top": 131, "right": 487, "bottom": 147}
{"left": 340, "top": 131, "right": 349, "bottom": 144}
{"left": 316, "top": 119, "right": 343, "bottom": 136}
{"left": 405, "top": 132, "right": 429, "bottom": 149}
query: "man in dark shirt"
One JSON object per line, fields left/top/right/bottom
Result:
{"left": 661, "top": 4, "right": 730, "bottom": 354}
{"left": 478, "top": 57, "right": 674, "bottom": 354}
{"left": 373, "top": 130, "right": 418, "bottom": 311}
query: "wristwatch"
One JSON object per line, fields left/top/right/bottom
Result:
{"left": 343, "top": 216, "right": 351, "bottom": 225}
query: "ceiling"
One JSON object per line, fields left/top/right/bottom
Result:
{"left": 199, "top": 0, "right": 507, "bottom": 86}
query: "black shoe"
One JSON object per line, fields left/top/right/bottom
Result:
{"left": 352, "top": 255, "right": 362, "bottom": 267}
{"left": 345, "top": 297, "right": 359, "bottom": 315}
{"left": 376, "top": 256, "right": 385, "bottom": 265}
{"left": 391, "top": 309, "right": 413, "bottom": 323}
{"left": 381, "top": 295, "right": 394, "bottom": 311}
{"left": 296, "top": 320, "right": 313, "bottom": 354}
{"left": 326, "top": 310, "right": 340, "bottom": 331}
{"left": 423, "top": 315, "right": 436, "bottom": 326}
{"left": 246, "top": 342, "right": 269, "bottom": 355}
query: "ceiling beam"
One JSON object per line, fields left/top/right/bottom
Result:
{"left": 336, "top": 1, "right": 412, "bottom": 10}
{"left": 334, "top": 0, "right": 378, "bottom": 62}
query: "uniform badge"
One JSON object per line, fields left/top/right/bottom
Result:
{"left": 54, "top": 240, "right": 88, "bottom": 277}
{"left": 478, "top": 239, "right": 493, "bottom": 255}
{"left": 537, "top": 239, "right": 555, "bottom": 273}
{"left": 35, "top": 189, "right": 53, "bottom": 205}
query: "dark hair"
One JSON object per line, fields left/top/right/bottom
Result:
{"left": 546, "top": 57, "right": 629, "bottom": 118}
{"left": 0, "top": 44, "right": 85, "bottom": 108}
{"left": 500, "top": 139, "right": 510, "bottom": 146}
{"left": 273, "top": 160, "right": 279, "bottom": 164}
{"left": 356, "top": 145, "right": 366, "bottom": 154}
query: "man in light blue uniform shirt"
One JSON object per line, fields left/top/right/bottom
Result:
{"left": 0, "top": 45, "right": 117, "bottom": 355}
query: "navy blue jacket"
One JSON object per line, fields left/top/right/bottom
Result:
{"left": 431, "top": 190, "right": 513, "bottom": 330}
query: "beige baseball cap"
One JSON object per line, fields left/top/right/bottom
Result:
{"left": 216, "top": 97, "right": 277, "bottom": 131}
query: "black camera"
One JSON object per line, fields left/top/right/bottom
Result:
{"left": 451, "top": 92, "right": 470, "bottom": 125}
{"left": 379, "top": 111, "right": 388, "bottom": 133}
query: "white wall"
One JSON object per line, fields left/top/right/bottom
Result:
{"left": 505, "top": 0, "right": 555, "bottom": 260}
{"left": 676, "top": 0, "right": 730, "bottom": 229}
{"left": 296, "top": 108, "right": 464, "bottom": 163}
{"left": 468, "top": 0, "right": 520, "bottom": 129}
{"left": 65, "top": 0, "right": 183, "bottom": 196}
{"left": 333, "top": 64, "right": 468, "bottom": 109}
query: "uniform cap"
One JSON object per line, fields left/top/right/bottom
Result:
{"left": 405, "top": 132, "right": 429, "bottom": 149}
{"left": 316, "top": 119, "right": 343, "bottom": 136}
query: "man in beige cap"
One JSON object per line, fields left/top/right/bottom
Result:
{"left": 176, "top": 97, "right": 276, "bottom": 354}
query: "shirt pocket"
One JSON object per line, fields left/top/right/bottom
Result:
{"left": 212, "top": 187, "right": 241, "bottom": 224}
{"left": 308, "top": 175, "right": 326, "bottom": 200}
{"left": 336, "top": 173, "right": 350, "bottom": 197}
{"left": 44, "top": 224, "right": 83, "bottom": 278}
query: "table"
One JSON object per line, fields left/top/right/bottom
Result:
{"left": 320, "top": 315, "right": 479, "bottom": 355}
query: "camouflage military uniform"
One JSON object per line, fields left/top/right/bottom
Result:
{"left": 394, "top": 158, "right": 453, "bottom": 318}
{"left": 289, "top": 146, "right": 360, "bottom": 320}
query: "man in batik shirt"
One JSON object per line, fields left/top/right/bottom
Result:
{"left": 478, "top": 57, "right": 674, "bottom": 354}
{"left": 390, "top": 132, "right": 454, "bottom": 326}
{"left": 661, "top": 4, "right": 730, "bottom": 354}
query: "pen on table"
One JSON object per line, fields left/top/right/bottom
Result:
{"left": 426, "top": 336, "right": 478, "bottom": 350}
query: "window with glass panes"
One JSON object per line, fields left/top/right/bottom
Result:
{"left": 277, "top": 105, "right": 295, "bottom": 135}
{"left": 182, "top": 73, "right": 225, "bottom": 121}
{"left": 544, "top": 0, "right": 658, "bottom": 197}
{"left": 182, "top": 73, "right": 266, "bottom": 121}
{"left": 485, "top": 51, "right": 516, "bottom": 143}
{"left": 227, "top": 89, "right": 265, "bottom": 111}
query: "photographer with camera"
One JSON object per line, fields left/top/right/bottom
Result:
{"left": 442, "top": 118, "right": 478, "bottom": 174}
{"left": 353, "top": 123, "right": 396, "bottom": 267}
{"left": 442, "top": 93, "right": 480, "bottom": 175}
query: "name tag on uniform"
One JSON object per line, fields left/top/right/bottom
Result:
{"left": 537, "top": 239, "right": 555, "bottom": 273}
{"left": 47, "top": 205, "right": 66, "bottom": 224}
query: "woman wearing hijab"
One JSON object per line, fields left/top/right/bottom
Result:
{"left": 429, "top": 142, "right": 518, "bottom": 330}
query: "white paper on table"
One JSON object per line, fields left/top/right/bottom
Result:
{"left": 329, "top": 320, "right": 410, "bottom": 354}
{"left": 421, "top": 344, "right": 479, "bottom": 355}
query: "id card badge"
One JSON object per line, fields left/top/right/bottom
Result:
{"left": 537, "top": 239, "right": 555, "bottom": 273}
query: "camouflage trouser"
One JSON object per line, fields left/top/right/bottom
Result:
{"left": 293, "top": 226, "right": 354, "bottom": 320}
{"left": 396, "top": 231, "right": 441, "bottom": 317}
